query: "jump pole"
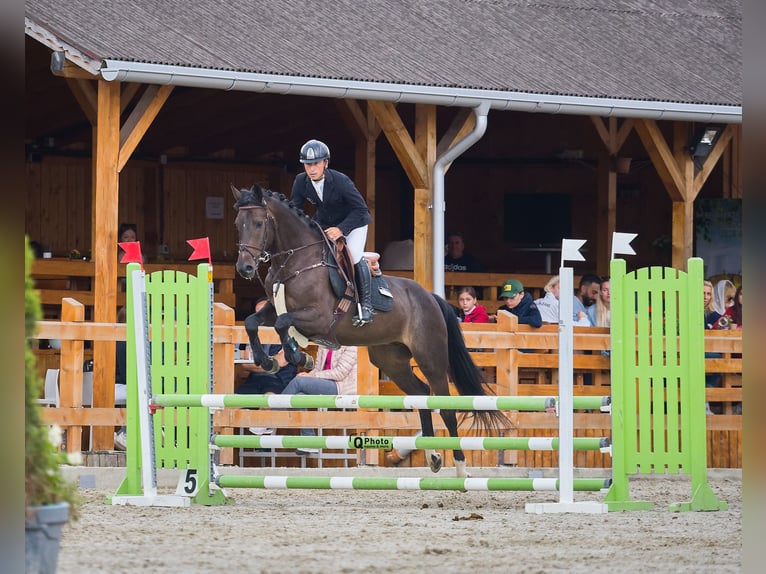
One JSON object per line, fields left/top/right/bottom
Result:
{"left": 525, "top": 241, "right": 608, "bottom": 514}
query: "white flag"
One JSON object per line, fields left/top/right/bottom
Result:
{"left": 560, "top": 239, "right": 587, "bottom": 267}
{"left": 611, "top": 232, "right": 637, "bottom": 259}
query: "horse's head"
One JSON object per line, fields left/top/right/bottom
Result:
{"left": 232, "top": 184, "right": 271, "bottom": 280}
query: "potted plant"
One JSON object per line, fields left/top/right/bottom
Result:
{"left": 25, "top": 237, "right": 80, "bottom": 573}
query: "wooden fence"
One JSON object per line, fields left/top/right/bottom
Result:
{"left": 32, "top": 297, "right": 742, "bottom": 469}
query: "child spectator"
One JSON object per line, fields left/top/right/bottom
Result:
{"left": 495, "top": 278, "right": 542, "bottom": 327}
{"left": 456, "top": 286, "right": 489, "bottom": 323}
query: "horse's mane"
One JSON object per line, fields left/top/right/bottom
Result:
{"left": 235, "top": 185, "right": 318, "bottom": 232}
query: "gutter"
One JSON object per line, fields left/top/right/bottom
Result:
{"left": 432, "top": 103, "right": 490, "bottom": 298}
{"left": 99, "top": 60, "right": 742, "bottom": 124}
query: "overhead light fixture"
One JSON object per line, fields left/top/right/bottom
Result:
{"left": 688, "top": 125, "right": 723, "bottom": 158}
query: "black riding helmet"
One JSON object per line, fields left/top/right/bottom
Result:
{"left": 299, "top": 139, "right": 330, "bottom": 164}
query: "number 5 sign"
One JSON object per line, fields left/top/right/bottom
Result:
{"left": 176, "top": 469, "right": 200, "bottom": 497}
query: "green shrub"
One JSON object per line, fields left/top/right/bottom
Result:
{"left": 25, "top": 237, "right": 80, "bottom": 517}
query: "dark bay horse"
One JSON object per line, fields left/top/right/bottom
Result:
{"left": 232, "top": 184, "right": 508, "bottom": 477}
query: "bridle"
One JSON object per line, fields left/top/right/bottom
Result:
{"left": 236, "top": 203, "right": 329, "bottom": 288}
{"left": 236, "top": 204, "right": 272, "bottom": 263}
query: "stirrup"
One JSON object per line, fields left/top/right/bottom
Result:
{"left": 353, "top": 304, "right": 374, "bottom": 327}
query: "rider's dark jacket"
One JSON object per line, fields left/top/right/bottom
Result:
{"left": 290, "top": 169, "right": 371, "bottom": 236}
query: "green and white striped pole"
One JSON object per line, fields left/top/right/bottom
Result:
{"left": 213, "top": 434, "right": 611, "bottom": 452}
{"left": 216, "top": 475, "right": 612, "bottom": 492}
{"left": 153, "top": 394, "right": 610, "bottom": 412}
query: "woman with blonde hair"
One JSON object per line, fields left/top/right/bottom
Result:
{"left": 591, "top": 277, "right": 611, "bottom": 328}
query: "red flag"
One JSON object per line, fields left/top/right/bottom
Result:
{"left": 187, "top": 237, "right": 211, "bottom": 264}
{"left": 119, "top": 241, "right": 143, "bottom": 265}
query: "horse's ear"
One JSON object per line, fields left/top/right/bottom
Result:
{"left": 230, "top": 184, "right": 241, "bottom": 201}
{"left": 250, "top": 184, "right": 264, "bottom": 202}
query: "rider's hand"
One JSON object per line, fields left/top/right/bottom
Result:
{"left": 325, "top": 227, "right": 343, "bottom": 241}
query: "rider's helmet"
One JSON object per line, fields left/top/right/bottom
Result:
{"left": 299, "top": 139, "right": 331, "bottom": 164}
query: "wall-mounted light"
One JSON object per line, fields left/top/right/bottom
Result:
{"left": 688, "top": 125, "right": 723, "bottom": 158}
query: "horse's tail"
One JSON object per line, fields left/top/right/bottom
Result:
{"left": 432, "top": 294, "right": 511, "bottom": 431}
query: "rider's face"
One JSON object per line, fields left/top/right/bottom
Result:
{"left": 304, "top": 160, "right": 328, "bottom": 181}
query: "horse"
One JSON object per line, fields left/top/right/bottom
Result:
{"left": 232, "top": 183, "right": 509, "bottom": 477}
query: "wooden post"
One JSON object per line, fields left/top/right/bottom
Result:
{"left": 213, "top": 302, "right": 235, "bottom": 465}
{"left": 60, "top": 298, "right": 85, "bottom": 453}
{"left": 91, "top": 79, "right": 121, "bottom": 450}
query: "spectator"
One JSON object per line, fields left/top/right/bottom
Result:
{"left": 444, "top": 231, "right": 483, "bottom": 273}
{"left": 703, "top": 280, "right": 722, "bottom": 329}
{"left": 456, "top": 286, "right": 489, "bottom": 323}
{"left": 723, "top": 285, "right": 742, "bottom": 330}
{"left": 236, "top": 299, "right": 298, "bottom": 435}
{"left": 712, "top": 279, "right": 736, "bottom": 317}
{"left": 534, "top": 275, "right": 560, "bottom": 324}
{"left": 495, "top": 278, "right": 542, "bottom": 327}
{"left": 574, "top": 274, "right": 601, "bottom": 326}
{"left": 590, "top": 276, "right": 611, "bottom": 328}
{"left": 113, "top": 306, "right": 129, "bottom": 450}
{"left": 280, "top": 345, "right": 358, "bottom": 454}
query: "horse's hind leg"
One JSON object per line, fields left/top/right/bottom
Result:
{"left": 368, "top": 344, "right": 453, "bottom": 475}
{"left": 413, "top": 351, "right": 469, "bottom": 477}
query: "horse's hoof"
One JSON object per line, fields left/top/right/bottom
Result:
{"left": 301, "top": 354, "right": 315, "bottom": 370}
{"left": 429, "top": 452, "right": 443, "bottom": 473}
{"left": 263, "top": 357, "right": 280, "bottom": 374}
{"left": 455, "top": 460, "right": 470, "bottom": 478}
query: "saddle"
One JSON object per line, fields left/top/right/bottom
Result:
{"left": 324, "top": 236, "right": 393, "bottom": 313}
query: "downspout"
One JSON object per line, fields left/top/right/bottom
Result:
{"left": 432, "top": 101, "right": 490, "bottom": 297}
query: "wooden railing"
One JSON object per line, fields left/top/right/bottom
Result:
{"left": 31, "top": 259, "right": 236, "bottom": 317}
{"left": 32, "top": 301, "right": 742, "bottom": 469}
{"left": 384, "top": 270, "right": 574, "bottom": 312}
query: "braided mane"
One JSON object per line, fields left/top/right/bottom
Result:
{"left": 235, "top": 185, "right": 317, "bottom": 231}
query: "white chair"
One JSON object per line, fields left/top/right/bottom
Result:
{"left": 36, "top": 369, "right": 60, "bottom": 408}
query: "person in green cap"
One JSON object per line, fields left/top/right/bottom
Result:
{"left": 495, "top": 278, "right": 542, "bottom": 327}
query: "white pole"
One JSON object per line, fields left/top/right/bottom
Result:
{"left": 130, "top": 268, "right": 157, "bottom": 498}
{"left": 558, "top": 266, "right": 575, "bottom": 504}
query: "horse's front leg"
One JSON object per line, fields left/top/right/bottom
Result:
{"left": 273, "top": 312, "right": 315, "bottom": 370}
{"left": 243, "top": 306, "right": 280, "bottom": 374}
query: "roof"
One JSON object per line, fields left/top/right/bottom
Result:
{"left": 26, "top": 0, "right": 742, "bottom": 122}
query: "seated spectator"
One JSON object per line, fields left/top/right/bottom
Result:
{"left": 281, "top": 345, "right": 358, "bottom": 454}
{"left": 444, "top": 231, "right": 483, "bottom": 273}
{"left": 235, "top": 299, "right": 298, "bottom": 435}
{"left": 703, "top": 280, "right": 722, "bottom": 329}
{"left": 534, "top": 275, "right": 560, "bottom": 324}
{"left": 712, "top": 279, "right": 736, "bottom": 318}
{"left": 456, "top": 286, "right": 489, "bottom": 323}
{"left": 444, "top": 231, "right": 484, "bottom": 299}
{"left": 590, "top": 276, "right": 611, "bottom": 328}
{"left": 494, "top": 278, "right": 542, "bottom": 327}
{"left": 723, "top": 285, "right": 742, "bottom": 330}
{"left": 574, "top": 274, "right": 601, "bottom": 326}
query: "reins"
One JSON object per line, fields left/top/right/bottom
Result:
{"left": 236, "top": 202, "right": 335, "bottom": 291}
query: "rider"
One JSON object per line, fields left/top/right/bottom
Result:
{"left": 290, "top": 139, "right": 374, "bottom": 327}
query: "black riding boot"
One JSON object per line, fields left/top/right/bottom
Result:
{"left": 353, "top": 261, "right": 374, "bottom": 327}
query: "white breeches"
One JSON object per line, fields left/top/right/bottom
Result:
{"left": 345, "top": 225, "right": 368, "bottom": 264}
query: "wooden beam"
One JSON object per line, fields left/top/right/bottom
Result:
{"left": 51, "top": 57, "right": 97, "bottom": 80}
{"left": 671, "top": 200, "right": 694, "bottom": 270}
{"left": 368, "top": 100, "right": 428, "bottom": 188}
{"left": 590, "top": 117, "right": 632, "bottom": 274}
{"left": 118, "top": 84, "right": 174, "bottom": 171}
{"left": 694, "top": 124, "right": 735, "bottom": 195}
{"left": 436, "top": 108, "right": 475, "bottom": 171}
{"left": 337, "top": 100, "right": 380, "bottom": 251}
{"left": 414, "top": 105, "right": 436, "bottom": 287}
{"left": 65, "top": 78, "right": 97, "bottom": 126}
{"left": 634, "top": 119, "right": 685, "bottom": 201}
{"left": 92, "top": 79, "right": 121, "bottom": 449}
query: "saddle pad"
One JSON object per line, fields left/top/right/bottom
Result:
{"left": 371, "top": 275, "right": 394, "bottom": 312}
